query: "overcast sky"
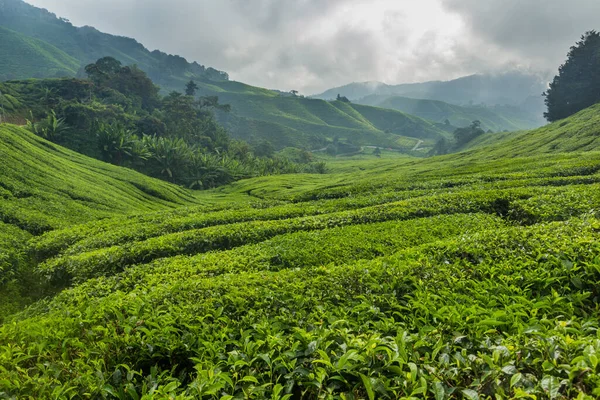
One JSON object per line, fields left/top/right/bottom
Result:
{"left": 25, "top": 0, "right": 600, "bottom": 94}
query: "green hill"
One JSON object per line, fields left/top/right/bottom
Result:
{"left": 0, "top": 26, "right": 79, "bottom": 81}
{"left": 213, "top": 93, "right": 449, "bottom": 150}
{"left": 0, "top": 124, "right": 203, "bottom": 234}
{"left": 0, "top": 0, "right": 229, "bottom": 87}
{"left": 0, "top": 0, "right": 447, "bottom": 152}
{"left": 357, "top": 94, "right": 546, "bottom": 131}
{"left": 2, "top": 104, "right": 600, "bottom": 397}
{"left": 461, "top": 102, "right": 600, "bottom": 157}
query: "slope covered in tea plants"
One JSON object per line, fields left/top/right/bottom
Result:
{"left": 0, "top": 124, "right": 206, "bottom": 234}
{"left": 461, "top": 103, "right": 600, "bottom": 157}
{"left": 0, "top": 26, "right": 79, "bottom": 81}
{"left": 2, "top": 106, "right": 600, "bottom": 398}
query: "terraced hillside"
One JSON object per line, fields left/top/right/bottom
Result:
{"left": 2, "top": 102, "right": 600, "bottom": 398}
{"left": 356, "top": 95, "right": 545, "bottom": 132}
{"left": 0, "top": 0, "right": 229, "bottom": 87}
{"left": 0, "top": 26, "right": 79, "bottom": 81}
{"left": 462, "top": 102, "right": 600, "bottom": 157}
{"left": 0, "top": 124, "right": 208, "bottom": 233}
{"left": 213, "top": 93, "right": 449, "bottom": 150}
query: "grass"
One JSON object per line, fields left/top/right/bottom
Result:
{"left": 2, "top": 104, "right": 600, "bottom": 398}
{"left": 0, "top": 124, "right": 207, "bottom": 234}
{"left": 462, "top": 102, "right": 600, "bottom": 157}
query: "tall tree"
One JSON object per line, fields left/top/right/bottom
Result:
{"left": 185, "top": 80, "right": 199, "bottom": 96}
{"left": 544, "top": 31, "right": 600, "bottom": 122}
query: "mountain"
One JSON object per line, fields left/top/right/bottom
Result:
{"left": 356, "top": 95, "right": 546, "bottom": 131}
{"left": 0, "top": 0, "right": 229, "bottom": 89}
{"left": 313, "top": 72, "right": 548, "bottom": 106}
{"left": 0, "top": 0, "right": 451, "bottom": 152}
{"left": 0, "top": 26, "right": 80, "bottom": 81}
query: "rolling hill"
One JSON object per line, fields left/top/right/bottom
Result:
{"left": 356, "top": 94, "right": 546, "bottom": 132}
{"left": 313, "top": 71, "right": 548, "bottom": 106}
{"left": 461, "top": 102, "right": 600, "bottom": 157}
{"left": 313, "top": 72, "right": 549, "bottom": 131}
{"left": 213, "top": 93, "right": 450, "bottom": 150}
{"left": 0, "top": 124, "right": 203, "bottom": 234}
{"left": 1, "top": 102, "right": 600, "bottom": 397}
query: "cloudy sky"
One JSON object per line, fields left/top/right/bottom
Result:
{"left": 25, "top": 0, "right": 600, "bottom": 94}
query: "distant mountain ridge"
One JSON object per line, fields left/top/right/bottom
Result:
{"left": 356, "top": 95, "right": 546, "bottom": 132}
{"left": 312, "top": 72, "right": 548, "bottom": 106}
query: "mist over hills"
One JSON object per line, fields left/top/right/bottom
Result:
{"left": 312, "top": 71, "right": 549, "bottom": 106}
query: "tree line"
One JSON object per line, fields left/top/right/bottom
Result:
{"left": 25, "top": 57, "right": 325, "bottom": 188}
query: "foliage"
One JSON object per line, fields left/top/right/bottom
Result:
{"left": 544, "top": 31, "right": 600, "bottom": 121}
{"left": 3, "top": 107, "right": 600, "bottom": 396}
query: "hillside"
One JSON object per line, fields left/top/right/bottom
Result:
{"left": 0, "top": 77, "right": 450, "bottom": 153}
{"left": 313, "top": 72, "right": 548, "bottom": 131}
{"left": 0, "top": 26, "right": 79, "bottom": 81}
{"left": 213, "top": 93, "right": 449, "bottom": 150}
{"left": 0, "top": 0, "right": 228, "bottom": 88}
{"left": 461, "top": 102, "right": 600, "bottom": 157}
{"left": 0, "top": 124, "right": 203, "bottom": 234}
{"left": 2, "top": 101, "right": 600, "bottom": 397}
{"left": 313, "top": 71, "right": 548, "bottom": 106}
{"left": 357, "top": 94, "right": 546, "bottom": 131}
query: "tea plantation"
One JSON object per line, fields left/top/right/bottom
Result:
{"left": 1, "top": 106, "right": 600, "bottom": 398}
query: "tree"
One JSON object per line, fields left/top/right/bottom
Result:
{"left": 373, "top": 147, "right": 382, "bottom": 158}
{"left": 185, "top": 80, "right": 199, "bottom": 96}
{"left": 453, "top": 120, "right": 484, "bottom": 148}
{"left": 544, "top": 31, "right": 600, "bottom": 121}
{"left": 290, "top": 90, "right": 299, "bottom": 96}
{"left": 336, "top": 94, "right": 351, "bottom": 103}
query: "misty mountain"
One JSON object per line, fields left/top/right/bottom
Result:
{"left": 312, "top": 72, "right": 549, "bottom": 108}
{"left": 0, "top": 0, "right": 228, "bottom": 89}
{"left": 356, "top": 95, "right": 547, "bottom": 131}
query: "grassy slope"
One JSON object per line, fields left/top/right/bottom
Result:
{"left": 0, "top": 124, "right": 205, "bottom": 234}
{"left": 2, "top": 106, "right": 600, "bottom": 397}
{"left": 462, "top": 102, "right": 600, "bottom": 157}
{"left": 0, "top": 26, "right": 79, "bottom": 81}
{"left": 357, "top": 94, "right": 545, "bottom": 131}
{"left": 210, "top": 89, "right": 449, "bottom": 150}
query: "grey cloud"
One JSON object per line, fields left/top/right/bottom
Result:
{"left": 440, "top": 0, "right": 600, "bottom": 68}
{"left": 25, "top": 0, "right": 600, "bottom": 93}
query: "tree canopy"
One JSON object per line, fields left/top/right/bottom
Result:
{"left": 544, "top": 31, "right": 600, "bottom": 122}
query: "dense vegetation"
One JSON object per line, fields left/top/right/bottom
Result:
{"left": 1, "top": 96, "right": 600, "bottom": 397}
{"left": 0, "top": 0, "right": 453, "bottom": 152}
{"left": 3, "top": 3, "right": 600, "bottom": 397}
{"left": 0, "top": 26, "right": 79, "bottom": 81}
{"left": 0, "top": 58, "right": 327, "bottom": 189}
{"left": 544, "top": 31, "right": 600, "bottom": 122}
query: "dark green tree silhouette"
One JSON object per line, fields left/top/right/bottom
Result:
{"left": 185, "top": 80, "right": 199, "bottom": 96}
{"left": 544, "top": 31, "right": 600, "bottom": 121}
